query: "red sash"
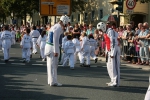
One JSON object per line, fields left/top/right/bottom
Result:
{"left": 103, "top": 33, "right": 110, "bottom": 51}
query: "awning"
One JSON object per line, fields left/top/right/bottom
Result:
{"left": 101, "top": 15, "right": 118, "bottom": 22}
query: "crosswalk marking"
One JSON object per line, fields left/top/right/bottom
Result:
{"left": 0, "top": 63, "right": 6, "bottom": 64}
{"left": 32, "top": 64, "right": 44, "bottom": 65}
{"left": 11, "top": 63, "right": 25, "bottom": 65}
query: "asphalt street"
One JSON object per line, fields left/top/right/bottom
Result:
{"left": 0, "top": 43, "right": 149, "bottom": 100}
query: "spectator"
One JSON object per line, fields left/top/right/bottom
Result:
{"left": 86, "top": 24, "right": 95, "bottom": 36}
{"left": 72, "top": 23, "right": 81, "bottom": 39}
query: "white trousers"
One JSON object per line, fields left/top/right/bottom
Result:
{"left": 63, "top": 53, "right": 74, "bottom": 68}
{"left": 145, "top": 85, "right": 150, "bottom": 100}
{"left": 12, "top": 38, "right": 16, "bottom": 45}
{"left": 90, "top": 47, "right": 97, "bottom": 60}
{"left": 47, "top": 52, "right": 58, "bottom": 86}
{"left": 22, "top": 48, "right": 30, "bottom": 61}
{"left": 60, "top": 52, "right": 65, "bottom": 64}
{"left": 74, "top": 51, "right": 80, "bottom": 64}
{"left": 3, "top": 48, "right": 10, "bottom": 60}
{"left": 40, "top": 47, "right": 45, "bottom": 59}
{"left": 32, "top": 41, "right": 37, "bottom": 53}
{"left": 80, "top": 51, "right": 90, "bottom": 65}
{"left": 107, "top": 46, "right": 120, "bottom": 85}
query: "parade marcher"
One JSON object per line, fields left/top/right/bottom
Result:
{"left": 144, "top": 76, "right": 150, "bottom": 100}
{"left": 63, "top": 35, "right": 75, "bottom": 70}
{"left": 30, "top": 26, "right": 40, "bottom": 54}
{"left": 88, "top": 34, "right": 98, "bottom": 63}
{"left": 37, "top": 31, "right": 47, "bottom": 61}
{"left": 60, "top": 32, "right": 68, "bottom": 65}
{"left": 97, "top": 22, "right": 120, "bottom": 87}
{"left": 80, "top": 32, "right": 91, "bottom": 67}
{"left": 45, "top": 15, "right": 70, "bottom": 86}
{"left": 20, "top": 29, "right": 33, "bottom": 63}
{"left": 72, "top": 34, "right": 81, "bottom": 64}
{"left": 11, "top": 27, "right": 16, "bottom": 45}
{"left": 1, "top": 25, "right": 13, "bottom": 63}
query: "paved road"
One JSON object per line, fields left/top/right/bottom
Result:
{"left": 0, "top": 43, "right": 149, "bottom": 100}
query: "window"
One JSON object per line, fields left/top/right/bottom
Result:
{"left": 78, "top": 14, "right": 80, "bottom": 22}
{"left": 91, "top": 10, "right": 95, "bottom": 20}
{"left": 84, "top": 13, "right": 87, "bottom": 21}
{"left": 99, "top": 9, "right": 103, "bottom": 19}
{"left": 71, "top": 15, "right": 74, "bottom": 22}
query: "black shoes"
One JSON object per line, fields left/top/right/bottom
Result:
{"left": 95, "top": 58, "right": 98, "bottom": 63}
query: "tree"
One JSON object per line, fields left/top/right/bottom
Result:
{"left": 0, "top": 0, "right": 39, "bottom": 24}
{"left": 71, "top": 0, "right": 86, "bottom": 13}
{"left": 136, "top": 0, "right": 150, "bottom": 3}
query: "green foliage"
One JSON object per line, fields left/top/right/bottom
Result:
{"left": 135, "top": 0, "right": 150, "bottom": 3}
{"left": 71, "top": 0, "right": 86, "bottom": 13}
{"left": 0, "top": 0, "right": 39, "bottom": 19}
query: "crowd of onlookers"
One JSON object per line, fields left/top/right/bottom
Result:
{"left": 1, "top": 20, "right": 150, "bottom": 65}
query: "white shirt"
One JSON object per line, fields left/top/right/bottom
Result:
{"left": 11, "top": 30, "right": 16, "bottom": 38}
{"left": 89, "top": 38, "right": 97, "bottom": 49}
{"left": 1, "top": 30, "right": 13, "bottom": 49}
{"left": 64, "top": 40, "right": 75, "bottom": 53}
{"left": 45, "top": 23, "right": 63, "bottom": 54}
{"left": 107, "top": 29, "right": 118, "bottom": 48}
{"left": 30, "top": 30, "right": 40, "bottom": 38}
{"left": 20, "top": 34, "right": 32, "bottom": 48}
{"left": 62, "top": 36, "right": 68, "bottom": 49}
{"left": 37, "top": 35, "right": 47, "bottom": 48}
{"left": 81, "top": 36, "right": 90, "bottom": 52}
{"left": 72, "top": 38, "right": 81, "bottom": 52}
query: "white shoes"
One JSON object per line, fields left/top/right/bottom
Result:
{"left": 51, "top": 83, "right": 62, "bottom": 87}
{"left": 106, "top": 82, "right": 112, "bottom": 85}
{"left": 107, "top": 83, "right": 119, "bottom": 87}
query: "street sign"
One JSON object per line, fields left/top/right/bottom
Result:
{"left": 40, "top": 0, "right": 71, "bottom": 16}
{"left": 126, "top": 9, "right": 133, "bottom": 14}
{"left": 126, "top": 0, "right": 136, "bottom": 9}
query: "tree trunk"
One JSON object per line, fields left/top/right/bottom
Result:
{"left": 24, "top": 13, "right": 26, "bottom": 25}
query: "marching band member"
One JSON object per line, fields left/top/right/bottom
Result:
{"left": 45, "top": 15, "right": 70, "bottom": 86}
{"left": 20, "top": 29, "right": 33, "bottom": 63}
{"left": 37, "top": 31, "right": 47, "bottom": 61}
{"left": 1, "top": 25, "right": 13, "bottom": 63}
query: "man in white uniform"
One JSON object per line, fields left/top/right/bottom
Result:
{"left": 1, "top": 25, "right": 13, "bottom": 63}
{"left": 97, "top": 22, "right": 120, "bottom": 87}
{"left": 30, "top": 26, "right": 40, "bottom": 54}
{"left": 45, "top": 15, "right": 70, "bottom": 86}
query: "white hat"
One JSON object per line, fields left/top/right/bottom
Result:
{"left": 60, "top": 15, "right": 70, "bottom": 25}
{"left": 97, "top": 22, "right": 106, "bottom": 32}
